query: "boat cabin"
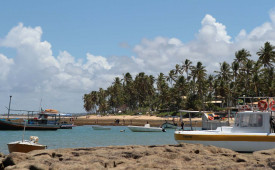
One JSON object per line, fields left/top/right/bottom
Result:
{"left": 232, "top": 112, "right": 274, "bottom": 133}
{"left": 28, "top": 110, "right": 60, "bottom": 125}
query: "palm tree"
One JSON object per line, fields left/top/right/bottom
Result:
{"left": 251, "top": 61, "right": 262, "bottom": 96}
{"left": 98, "top": 88, "right": 108, "bottom": 114}
{"left": 166, "top": 70, "right": 177, "bottom": 86}
{"left": 134, "top": 72, "right": 155, "bottom": 109}
{"left": 156, "top": 73, "right": 170, "bottom": 109}
{"left": 215, "top": 62, "right": 232, "bottom": 82}
{"left": 122, "top": 72, "right": 137, "bottom": 111}
{"left": 83, "top": 91, "right": 98, "bottom": 113}
{"left": 191, "top": 62, "right": 207, "bottom": 109}
{"left": 182, "top": 59, "right": 192, "bottom": 81}
{"left": 83, "top": 93, "right": 92, "bottom": 112}
{"left": 256, "top": 41, "right": 275, "bottom": 68}
{"left": 231, "top": 62, "right": 239, "bottom": 82}
{"left": 234, "top": 49, "right": 251, "bottom": 66}
{"left": 107, "top": 77, "right": 124, "bottom": 113}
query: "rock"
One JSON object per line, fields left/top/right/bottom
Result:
{"left": 0, "top": 153, "right": 5, "bottom": 158}
{"left": 1, "top": 144, "right": 274, "bottom": 169}
{"left": 2, "top": 152, "right": 28, "bottom": 167}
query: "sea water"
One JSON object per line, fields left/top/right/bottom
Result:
{"left": 0, "top": 126, "right": 179, "bottom": 154}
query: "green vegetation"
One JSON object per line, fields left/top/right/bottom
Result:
{"left": 83, "top": 42, "right": 275, "bottom": 114}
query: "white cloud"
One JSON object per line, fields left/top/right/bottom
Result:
{"left": 198, "top": 14, "right": 232, "bottom": 43}
{"left": 0, "top": 53, "right": 14, "bottom": 81}
{"left": 83, "top": 53, "right": 112, "bottom": 74}
{"left": 1, "top": 11, "right": 275, "bottom": 113}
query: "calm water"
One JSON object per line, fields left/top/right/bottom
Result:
{"left": 0, "top": 126, "right": 178, "bottom": 154}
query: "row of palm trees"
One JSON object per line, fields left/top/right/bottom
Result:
{"left": 83, "top": 42, "right": 275, "bottom": 114}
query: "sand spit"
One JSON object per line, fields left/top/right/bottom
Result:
{"left": 0, "top": 144, "right": 274, "bottom": 170}
{"left": 73, "top": 115, "right": 204, "bottom": 127}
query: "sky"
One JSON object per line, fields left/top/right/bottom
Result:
{"left": 0, "top": 0, "right": 275, "bottom": 114}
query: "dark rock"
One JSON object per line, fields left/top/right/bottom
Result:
{"left": 33, "top": 152, "right": 51, "bottom": 157}
{"left": 29, "top": 164, "right": 48, "bottom": 170}
{"left": 0, "top": 153, "right": 5, "bottom": 158}
{"left": 2, "top": 152, "right": 28, "bottom": 167}
{"left": 194, "top": 150, "right": 200, "bottom": 154}
{"left": 267, "top": 158, "right": 275, "bottom": 169}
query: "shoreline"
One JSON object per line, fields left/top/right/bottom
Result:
{"left": 73, "top": 115, "right": 204, "bottom": 127}
{"left": 1, "top": 115, "right": 234, "bottom": 127}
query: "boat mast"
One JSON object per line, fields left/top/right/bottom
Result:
{"left": 7, "top": 95, "right": 12, "bottom": 120}
{"left": 22, "top": 120, "right": 26, "bottom": 142}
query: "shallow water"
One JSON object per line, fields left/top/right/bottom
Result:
{"left": 0, "top": 126, "right": 179, "bottom": 154}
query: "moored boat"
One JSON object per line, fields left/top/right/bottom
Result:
{"left": 0, "top": 110, "right": 60, "bottom": 130}
{"left": 128, "top": 124, "right": 165, "bottom": 132}
{"left": 7, "top": 121, "right": 47, "bottom": 153}
{"left": 60, "top": 123, "right": 77, "bottom": 129}
{"left": 7, "top": 136, "right": 47, "bottom": 153}
{"left": 175, "top": 97, "right": 275, "bottom": 152}
{"left": 161, "top": 122, "right": 178, "bottom": 129}
{"left": 91, "top": 125, "right": 111, "bottom": 130}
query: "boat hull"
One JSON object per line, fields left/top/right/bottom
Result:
{"left": 128, "top": 126, "right": 163, "bottom": 132}
{"left": 91, "top": 125, "right": 111, "bottom": 130}
{"left": 174, "top": 131, "right": 275, "bottom": 152}
{"left": 7, "top": 141, "right": 47, "bottom": 153}
{"left": 161, "top": 123, "right": 178, "bottom": 129}
{"left": 0, "top": 119, "right": 59, "bottom": 130}
{"left": 60, "top": 124, "right": 76, "bottom": 129}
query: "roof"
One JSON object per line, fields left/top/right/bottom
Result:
{"left": 205, "top": 101, "right": 222, "bottom": 104}
{"left": 178, "top": 110, "right": 203, "bottom": 113}
{"left": 44, "top": 109, "right": 59, "bottom": 113}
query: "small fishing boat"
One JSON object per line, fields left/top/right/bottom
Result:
{"left": 91, "top": 125, "right": 111, "bottom": 130}
{"left": 60, "top": 120, "right": 76, "bottom": 129}
{"left": 7, "top": 121, "right": 47, "bottom": 153}
{"left": 60, "top": 123, "right": 76, "bottom": 129}
{"left": 128, "top": 124, "right": 165, "bottom": 132}
{"left": 0, "top": 109, "right": 60, "bottom": 130}
{"left": 7, "top": 136, "right": 47, "bottom": 153}
{"left": 161, "top": 122, "right": 178, "bottom": 129}
{"left": 175, "top": 97, "right": 275, "bottom": 152}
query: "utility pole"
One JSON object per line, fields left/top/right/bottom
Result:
{"left": 7, "top": 95, "right": 12, "bottom": 120}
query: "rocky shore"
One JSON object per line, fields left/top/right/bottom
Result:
{"left": 1, "top": 144, "right": 274, "bottom": 170}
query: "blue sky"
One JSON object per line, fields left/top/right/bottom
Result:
{"left": 0, "top": 1, "right": 275, "bottom": 113}
{"left": 1, "top": 1, "right": 273, "bottom": 57}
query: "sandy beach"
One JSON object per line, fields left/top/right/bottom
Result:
{"left": 4, "top": 114, "right": 233, "bottom": 127}
{"left": 1, "top": 144, "right": 274, "bottom": 170}
{"left": 73, "top": 115, "right": 205, "bottom": 127}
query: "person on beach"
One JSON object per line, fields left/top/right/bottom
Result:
{"left": 181, "top": 121, "right": 184, "bottom": 130}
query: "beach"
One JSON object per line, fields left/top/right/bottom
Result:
{"left": 1, "top": 144, "right": 274, "bottom": 169}
{"left": 73, "top": 115, "right": 204, "bottom": 127}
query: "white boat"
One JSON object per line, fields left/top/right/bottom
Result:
{"left": 7, "top": 136, "right": 47, "bottom": 153}
{"left": 128, "top": 124, "right": 164, "bottom": 132}
{"left": 7, "top": 120, "right": 47, "bottom": 153}
{"left": 175, "top": 98, "right": 275, "bottom": 152}
{"left": 91, "top": 125, "right": 111, "bottom": 130}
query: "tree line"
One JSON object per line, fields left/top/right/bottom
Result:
{"left": 83, "top": 42, "right": 275, "bottom": 114}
